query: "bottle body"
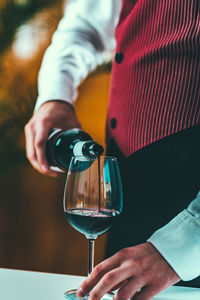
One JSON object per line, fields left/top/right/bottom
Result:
{"left": 46, "top": 128, "right": 104, "bottom": 171}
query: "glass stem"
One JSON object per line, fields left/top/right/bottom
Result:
{"left": 88, "top": 239, "right": 95, "bottom": 276}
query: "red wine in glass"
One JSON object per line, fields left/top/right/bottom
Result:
{"left": 63, "top": 156, "right": 123, "bottom": 299}
{"left": 65, "top": 208, "right": 120, "bottom": 238}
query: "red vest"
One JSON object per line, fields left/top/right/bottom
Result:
{"left": 107, "top": 0, "right": 200, "bottom": 157}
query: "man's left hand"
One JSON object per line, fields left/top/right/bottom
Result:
{"left": 77, "top": 242, "right": 180, "bottom": 300}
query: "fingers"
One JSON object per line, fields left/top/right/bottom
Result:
{"left": 78, "top": 250, "right": 142, "bottom": 299}
{"left": 108, "top": 279, "right": 128, "bottom": 293}
{"left": 77, "top": 254, "right": 121, "bottom": 297}
{"left": 80, "top": 267, "right": 143, "bottom": 300}
{"left": 77, "top": 243, "right": 181, "bottom": 300}
{"left": 113, "top": 277, "right": 143, "bottom": 300}
{"left": 24, "top": 101, "right": 81, "bottom": 176}
{"left": 132, "top": 284, "right": 161, "bottom": 300}
{"left": 34, "top": 122, "right": 57, "bottom": 177}
{"left": 25, "top": 118, "right": 57, "bottom": 177}
{"left": 25, "top": 122, "right": 38, "bottom": 171}
{"left": 87, "top": 267, "right": 132, "bottom": 300}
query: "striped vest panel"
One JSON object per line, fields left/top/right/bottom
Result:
{"left": 107, "top": 0, "right": 200, "bottom": 156}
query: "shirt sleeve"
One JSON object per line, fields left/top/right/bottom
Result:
{"left": 148, "top": 191, "right": 200, "bottom": 281}
{"left": 35, "top": 0, "right": 121, "bottom": 111}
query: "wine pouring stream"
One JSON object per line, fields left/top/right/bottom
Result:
{"left": 46, "top": 129, "right": 123, "bottom": 299}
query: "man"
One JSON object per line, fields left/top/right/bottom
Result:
{"left": 25, "top": 0, "right": 200, "bottom": 299}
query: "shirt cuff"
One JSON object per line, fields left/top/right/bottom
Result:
{"left": 34, "top": 96, "right": 74, "bottom": 112}
{"left": 148, "top": 209, "right": 200, "bottom": 281}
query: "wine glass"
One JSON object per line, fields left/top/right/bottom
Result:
{"left": 63, "top": 156, "right": 123, "bottom": 299}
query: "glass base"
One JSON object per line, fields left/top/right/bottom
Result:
{"left": 64, "top": 289, "right": 114, "bottom": 299}
{"left": 64, "top": 289, "right": 87, "bottom": 300}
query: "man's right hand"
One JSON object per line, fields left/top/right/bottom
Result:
{"left": 24, "top": 101, "right": 81, "bottom": 177}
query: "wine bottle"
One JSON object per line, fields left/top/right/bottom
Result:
{"left": 46, "top": 128, "right": 104, "bottom": 171}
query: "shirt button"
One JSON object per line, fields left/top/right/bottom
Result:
{"left": 115, "top": 52, "right": 124, "bottom": 63}
{"left": 111, "top": 118, "right": 117, "bottom": 129}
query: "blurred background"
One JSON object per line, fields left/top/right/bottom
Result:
{"left": 0, "top": 0, "right": 111, "bottom": 275}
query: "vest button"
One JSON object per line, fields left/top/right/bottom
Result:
{"left": 111, "top": 118, "right": 117, "bottom": 129}
{"left": 115, "top": 52, "right": 124, "bottom": 63}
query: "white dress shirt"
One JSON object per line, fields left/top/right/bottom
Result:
{"left": 148, "top": 192, "right": 200, "bottom": 281}
{"left": 35, "top": 0, "right": 200, "bottom": 282}
{"left": 35, "top": 0, "right": 121, "bottom": 111}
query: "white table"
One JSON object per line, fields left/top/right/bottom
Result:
{"left": 0, "top": 268, "right": 200, "bottom": 300}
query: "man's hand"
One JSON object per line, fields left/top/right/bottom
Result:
{"left": 77, "top": 242, "right": 180, "bottom": 300}
{"left": 24, "top": 101, "right": 81, "bottom": 177}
